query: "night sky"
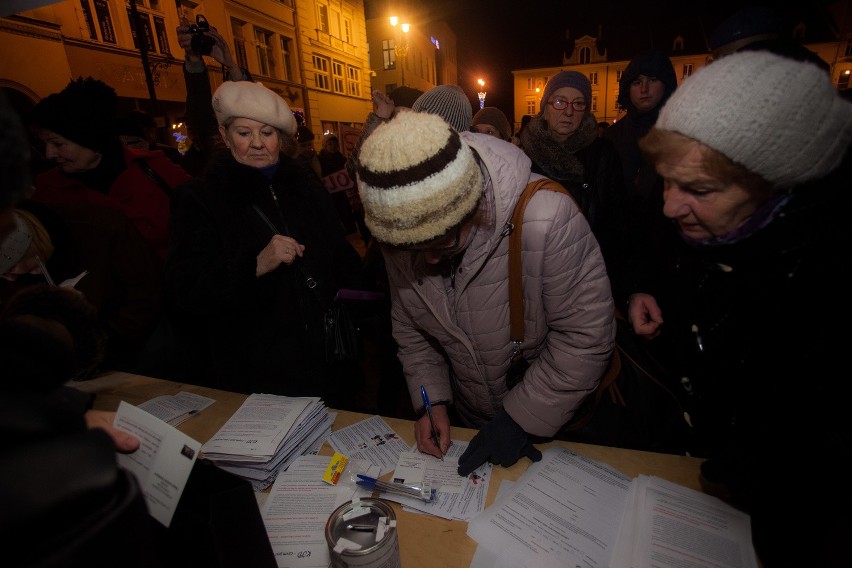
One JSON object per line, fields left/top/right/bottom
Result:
{"left": 425, "top": 0, "right": 839, "bottom": 124}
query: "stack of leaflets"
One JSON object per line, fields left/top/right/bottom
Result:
{"left": 200, "top": 393, "right": 333, "bottom": 490}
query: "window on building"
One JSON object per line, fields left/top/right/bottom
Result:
{"left": 616, "top": 70, "right": 623, "bottom": 83}
{"left": 331, "top": 60, "right": 345, "bottom": 94}
{"left": 591, "top": 95, "right": 598, "bottom": 113}
{"left": 527, "top": 77, "right": 534, "bottom": 90}
{"left": 317, "top": 3, "right": 329, "bottom": 34}
{"left": 255, "top": 28, "right": 274, "bottom": 76}
{"left": 279, "top": 36, "right": 293, "bottom": 81}
{"left": 126, "top": 1, "right": 169, "bottom": 54}
{"left": 589, "top": 72, "right": 598, "bottom": 86}
{"left": 673, "top": 35, "right": 684, "bottom": 51}
{"left": 579, "top": 47, "right": 590, "bottom": 64}
{"left": 844, "top": 37, "right": 852, "bottom": 57}
{"left": 231, "top": 18, "right": 248, "bottom": 70}
{"left": 313, "top": 54, "right": 331, "bottom": 90}
{"left": 526, "top": 99, "right": 537, "bottom": 115}
{"left": 839, "top": 71, "right": 850, "bottom": 90}
{"left": 347, "top": 65, "right": 361, "bottom": 97}
{"left": 80, "top": 0, "right": 117, "bottom": 44}
{"left": 682, "top": 64, "right": 693, "bottom": 79}
{"left": 382, "top": 39, "right": 396, "bottom": 70}
{"left": 343, "top": 18, "right": 352, "bottom": 43}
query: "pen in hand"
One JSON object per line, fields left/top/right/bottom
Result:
{"left": 420, "top": 385, "right": 443, "bottom": 461}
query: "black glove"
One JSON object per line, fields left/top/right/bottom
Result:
{"left": 457, "top": 409, "right": 542, "bottom": 476}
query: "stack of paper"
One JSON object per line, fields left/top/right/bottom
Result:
{"left": 200, "top": 393, "right": 332, "bottom": 491}
{"left": 467, "top": 447, "right": 758, "bottom": 568}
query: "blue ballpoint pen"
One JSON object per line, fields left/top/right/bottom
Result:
{"left": 420, "top": 385, "right": 443, "bottom": 461}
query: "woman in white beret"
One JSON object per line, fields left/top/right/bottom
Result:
{"left": 627, "top": 51, "right": 852, "bottom": 566}
{"left": 164, "top": 81, "right": 367, "bottom": 404}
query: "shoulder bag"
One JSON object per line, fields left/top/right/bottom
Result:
{"left": 505, "top": 178, "right": 689, "bottom": 452}
{"left": 251, "top": 204, "right": 360, "bottom": 364}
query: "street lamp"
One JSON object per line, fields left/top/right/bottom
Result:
{"left": 477, "top": 79, "right": 486, "bottom": 109}
{"left": 390, "top": 16, "right": 411, "bottom": 86}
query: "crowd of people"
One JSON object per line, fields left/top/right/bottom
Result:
{"left": 1, "top": 5, "right": 850, "bottom": 566}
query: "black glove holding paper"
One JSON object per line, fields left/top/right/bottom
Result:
{"left": 457, "top": 409, "right": 542, "bottom": 476}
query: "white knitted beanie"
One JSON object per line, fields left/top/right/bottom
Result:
{"left": 355, "top": 111, "right": 483, "bottom": 246}
{"left": 212, "top": 81, "right": 297, "bottom": 136}
{"left": 411, "top": 85, "right": 473, "bottom": 132}
{"left": 656, "top": 50, "right": 852, "bottom": 189}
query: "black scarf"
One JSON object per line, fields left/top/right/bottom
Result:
{"left": 520, "top": 113, "right": 598, "bottom": 180}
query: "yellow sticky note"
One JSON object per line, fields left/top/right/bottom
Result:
{"left": 322, "top": 451, "right": 349, "bottom": 486}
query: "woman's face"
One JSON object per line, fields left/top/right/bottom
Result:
{"left": 542, "top": 86, "right": 586, "bottom": 142}
{"left": 220, "top": 118, "right": 282, "bottom": 168}
{"left": 36, "top": 129, "right": 102, "bottom": 173}
{"left": 471, "top": 124, "right": 503, "bottom": 140}
{"left": 657, "top": 141, "right": 773, "bottom": 240}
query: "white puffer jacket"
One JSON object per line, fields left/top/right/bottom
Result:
{"left": 383, "top": 132, "right": 615, "bottom": 437}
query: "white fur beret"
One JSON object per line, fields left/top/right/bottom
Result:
{"left": 656, "top": 50, "right": 852, "bottom": 189}
{"left": 212, "top": 81, "right": 297, "bottom": 136}
{"left": 0, "top": 213, "right": 33, "bottom": 274}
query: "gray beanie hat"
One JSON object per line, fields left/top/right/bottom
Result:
{"left": 212, "top": 81, "right": 297, "bottom": 136}
{"left": 411, "top": 85, "right": 473, "bottom": 132}
{"left": 656, "top": 51, "right": 852, "bottom": 189}
{"left": 540, "top": 71, "right": 592, "bottom": 113}
{"left": 355, "top": 111, "right": 483, "bottom": 246}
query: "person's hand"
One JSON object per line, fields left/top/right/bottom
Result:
{"left": 627, "top": 293, "right": 663, "bottom": 339}
{"left": 457, "top": 409, "right": 541, "bottom": 476}
{"left": 414, "top": 404, "right": 451, "bottom": 459}
{"left": 84, "top": 409, "right": 140, "bottom": 454}
{"left": 256, "top": 235, "right": 305, "bottom": 276}
{"left": 372, "top": 90, "right": 395, "bottom": 119}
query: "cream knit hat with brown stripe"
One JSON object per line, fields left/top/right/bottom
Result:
{"left": 355, "top": 111, "right": 483, "bottom": 246}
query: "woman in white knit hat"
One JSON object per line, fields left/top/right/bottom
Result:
{"left": 626, "top": 51, "right": 852, "bottom": 566}
{"left": 355, "top": 111, "right": 615, "bottom": 477}
{"left": 165, "top": 81, "right": 367, "bottom": 403}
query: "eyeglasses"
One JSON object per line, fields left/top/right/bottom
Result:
{"left": 399, "top": 224, "right": 462, "bottom": 255}
{"left": 547, "top": 98, "right": 587, "bottom": 111}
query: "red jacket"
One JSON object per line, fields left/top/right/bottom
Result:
{"left": 32, "top": 147, "right": 192, "bottom": 259}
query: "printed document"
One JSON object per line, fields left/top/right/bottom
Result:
{"left": 260, "top": 455, "right": 379, "bottom": 568}
{"left": 113, "top": 401, "right": 201, "bottom": 527}
{"left": 467, "top": 446, "right": 631, "bottom": 568}
{"left": 327, "top": 414, "right": 409, "bottom": 475}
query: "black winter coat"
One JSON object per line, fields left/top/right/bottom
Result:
{"left": 165, "top": 150, "right": 365, "bottom": 401}
{"left": 627, "top": 154, "right": 852, "bottom": 566}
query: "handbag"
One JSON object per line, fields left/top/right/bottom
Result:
{"left": 251, "top": 204, "right": 360, "bottom": 364}
{"left": 506, "top": 179, "right": 688, "bottom": 452}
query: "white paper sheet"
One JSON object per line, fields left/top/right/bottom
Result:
{"left": 114, "top": 401, "right": 201, "bottom": 527}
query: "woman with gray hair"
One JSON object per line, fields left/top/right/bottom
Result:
{"left": 627, "top": 51, "right": 852, "bottom": 566}
{"left": 165, "top": 81, "right": 365, "bottom": 403}
{"left": 520, "top": 71, "right": 633, "bottom": 301}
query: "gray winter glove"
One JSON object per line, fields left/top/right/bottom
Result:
{"left": 457, "top": 409, "right": 542, "bottom": 476}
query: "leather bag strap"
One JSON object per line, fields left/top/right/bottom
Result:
{"left": 509, "top": 178, "right": 573, "bottom": 344}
